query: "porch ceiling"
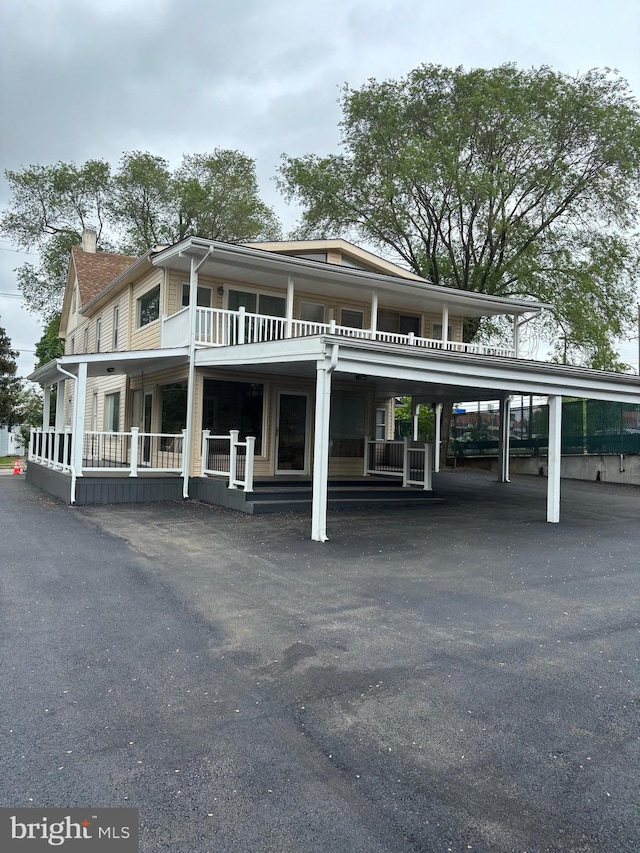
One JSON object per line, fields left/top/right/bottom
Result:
{"left": 195, "top": 335, "right": 640, "bottom": 405}
{"left": 29, "top": 348, "right": 190, "bottom": 385}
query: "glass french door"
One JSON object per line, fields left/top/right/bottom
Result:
{"left": 276, "top": 392, "right": 309, "bottom": 474}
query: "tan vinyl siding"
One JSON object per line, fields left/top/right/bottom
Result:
{"left": 130, "top": 271, "right": 164, "bottom": 350}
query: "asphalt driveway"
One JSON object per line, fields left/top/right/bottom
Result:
{"left": 1, "top": 471, "right": 639, "bottom": 852}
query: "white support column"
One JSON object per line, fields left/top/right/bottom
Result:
{"left": 413, "top": 400, "right": 420, "bottom": 442}
{"left": 42, "top": 385, "right": 51, "bottom": 430}
{"left": 286, "top": 276, "right": 294, "bottom": 338}
{"left": 513, "top": 315, "right": 520, "bottom": 358}
{"left": 434, "top": 403, "right": 442, "bottom": 473}
{"left": 130, "top": 427, "right": 139, "bottom": 478}
{"left": 547, "top": 395, "right": 562, "bottom": 523}
{"left": 498, "top": 396, "right": 511, "bottom": 483}
{"left": 55, "top": 380, "right": 65, "bottom": 430}
{"left": 441, "top": 304, "right": 449, "bottom": 346}
{"left": 311, "top": 358, "right": 333, "bottom": 542}
{"left": 182, "top": 256, "right": 199, "bottom": 499}
{"left": 370, "top": 291, "right": 378, "bottom": 339}
{"left": 71, "top": 363, "right": 87, "bottom": 493}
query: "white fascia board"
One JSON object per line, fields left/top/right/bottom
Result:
{"left": 195, "top": 336, "right": 326, "bottom": 368}
{"left": 152, "top": 237, "right": 548, "bottom": 317}
{"left": 29, "top": 347, "right": 190, "bottom": 384}
{"left": 335, "top": 343, "right": 640, "bottom": 404}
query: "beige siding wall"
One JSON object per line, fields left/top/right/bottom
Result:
{"left": 129, "top": 270, "right": 164, "bottom": 350}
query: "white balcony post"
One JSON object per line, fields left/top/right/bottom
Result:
{"left": 329, "top": 319, "right": 336, "bottom": 334}
{"left": 228, "top": 429, "right": 239, "bottom": 489}
{"left": 498, "top": 396, "right": 511, "bottom": 483}
{"left": 441, "top": 304, "right": 449, "bottom": 347}
{"left": 434, "top": 403, "right": 442, "bottom": 473}
{"left": 200, "top": 429, "right": 210, "bottom": 476}
{"left": 547, "top": 395, "right": 562, "bottom": 522}
{"left": 53, "top": 428, "right": 61, "bottom": 470}
{"left": 130, "top": 427, "right": 139, "bottom": 478}
{"left": 238, "top": 306, "right": 246, "bottom": 344}
{"left": 513, "top": 314, "right": 520, "bottom": 358}
{"left": 402, "top": 436, "right": 409, "bottom": 487}
{"left": 370, "top": 290, "right": 378, "bottom": 340}
{"left": 413, "top": 400, "right": 420, "bottom": 442}
{"left": 180, "top": 429, "right": 188, "bottom": 477}
{"left": 286, "top": 276, "right": 294, "bottom": 339}
{"left": 424, "top": 443, "right": 433, "bottom": 490}
{"left": 244, "top": 436, "right": 255, "bottom": 492}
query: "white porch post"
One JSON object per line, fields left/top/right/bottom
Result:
{"left": 498, "top": 396, "right": 511, "bottom": 483}
{"left": 71, "top": 362, "right": 87, "bottom": 497}
{"left": 441, "top": 304, "right": 449, "bottom": 346}
{"left": 513, "top": 315, "right": 520, "bottom": 358}
{"left": 311, "top": 347, "right": 337, "bottom": 542}
{"left": 42, "top": 385, "right": 51, "bottom": 430}
{"left": 55, "top": 380, "right": 65, "bottom": 430}
{"left": 370, "top": 291, "right": 378, "bottom": 339}
{"left": 547, "top": 394, "right": 562, "bottom": 522}
{"left": 286, "top": 276, "right": 294, "bottom": 338}
{"left": 434, "top": 403, "right": 442, "bottom": 473}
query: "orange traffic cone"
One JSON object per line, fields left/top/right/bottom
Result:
{"left": 13, "top": 460, "right": 21, "bottom": 475}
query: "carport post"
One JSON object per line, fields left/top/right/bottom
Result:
{"left": 311, "top": 346, "right": 338, "bottom": 542}
{"left": 498, "top": 396, "right": 511, "bottom": 482}
{"left": 547, "top": 394, "right": 562, "bottom": 522}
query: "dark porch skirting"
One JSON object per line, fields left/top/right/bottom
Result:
{"left": 26, "top": 463, "right": 184, "bottom": 505}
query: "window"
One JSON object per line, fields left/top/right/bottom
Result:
{"left": 300, "top": 302, "right": 325, "bottom": 324}
{"left": 160, "top": 383, "right": 187, "bottom": 449}
{"left": 105, "top": 392, "right": 120, "bottom": 432}
{"left": 181, "top": 284, "right": 213, "bottom": 308}
{"left": 96, "top": 318, "right": 102, "bottom": 352}
{"left": 69, "top": 336, "right": 75, "bottom": 355}
{"left": 378, "top": 311, "right": 421, "bottom": 336}
{"left": 113, "top": 305, "right": 119, "bottom": 349}
{"left": 202, "top": 379, "right": 264, "bottom": 453}
{"left": 340, "top": 309, "right": 364, "bottom": 329}
{"left": 137, "top": 285, "right": 160, "bottom": 327}
{"left": 375, "top": 408, "right": 387, "bottom": 441}
{"left": 228, "top": 289, "right": 285, "bottom": 317}
{"left": 330, "top": 391, "right": 366, "bottom": 456}
{"left": 83, "top": 327, "right": 89, "bottom": 353}
{"left": 432, "top": 322, "right": 453, "bottom": 341}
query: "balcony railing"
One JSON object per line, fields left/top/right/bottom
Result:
{"left": 161, "top": 307, "right": 515, "bottom": 358}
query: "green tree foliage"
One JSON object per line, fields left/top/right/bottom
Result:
{"left": 0, "top": 320, "right": 21, "bottom": 426}
{"left": 1, "top": 150, "right": 282, "bottom": 316}
{"left": 15, "top": 386, "right": 44, "bottom": 452}
{"left": 279, "top": 64, "right": 640, "bottom": 368}
{"left": 394, "top": 398, "right": 434, "bottom": 439}
{"left": 35, "top": 313, "right": 65, "bottom": 368}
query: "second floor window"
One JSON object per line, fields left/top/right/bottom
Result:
{"left": 181, "top": 284, "right": 213, "bottom": 308}
{"left": 96, "top": 318, "right": 102, "bottom": 352}
{"left": 137, "top": 285, "right": 160, "bottom": 328}
{"left": 340, "top": 308, "right": 364, "bottom": 329}
{"left": 113, "top": 305, "right": 119, "bottom": 349}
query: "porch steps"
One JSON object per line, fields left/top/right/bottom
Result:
{"left": 244, "top": 478, "right": 443, "bottom": 514}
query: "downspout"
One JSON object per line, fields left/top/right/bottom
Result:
{"left": 183, "top": 247, "right": 214, "bottom": 499}
{"left": 56, "top": 363, "right": 80, "bottom": 505}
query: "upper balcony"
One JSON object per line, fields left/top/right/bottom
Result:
{"left": 161, "top": 305, "right": 516, "bottom": 358}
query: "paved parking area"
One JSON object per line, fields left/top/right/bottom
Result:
{"left": 1, "top": 471, "right": 639, "bottom": 851}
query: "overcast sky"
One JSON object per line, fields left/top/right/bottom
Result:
{"left": 1, "top": 0, "right": 639, "bottom": 378}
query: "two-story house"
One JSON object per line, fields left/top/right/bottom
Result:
{"left": 28, "top": 230, "right": 640, "bottom": 540}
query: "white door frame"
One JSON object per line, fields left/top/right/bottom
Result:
{"left": 276, "top": 390, "right": 310, "bottom": 475}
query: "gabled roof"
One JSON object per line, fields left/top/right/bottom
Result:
{"left": 71, "top": 246, "right": 137, "bottom": 305}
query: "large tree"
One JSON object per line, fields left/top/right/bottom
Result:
{"left": 279, "top": 64, "right": 640, "bottom": 367}
{"left": 1, "top": 150, "right": 282, "bottom": 316}
{"left": 0, "top": 320, "right": 21, "bottom": 427}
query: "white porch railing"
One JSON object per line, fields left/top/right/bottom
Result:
{"left": 201, "top": 429, "right": 255, "bottom": 492}
{"left": 29, "top": 427, "right": 186, "bottom": 476}
{"left": 364, "top": 437, "right": 433, "bottom": 490}
{"left": 160, "top": 306, "right": 515, "bottom": 358}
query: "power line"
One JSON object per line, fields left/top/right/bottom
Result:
{"left": 0, "top": 292, "right": 22, "bottom": 298}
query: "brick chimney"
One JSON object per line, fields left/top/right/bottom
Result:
{"left": 81, "top": 226, "right": 97, "bottom": 253}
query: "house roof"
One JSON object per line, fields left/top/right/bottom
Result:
{"left": 71, "top": 246, "right": 137, "bottom": 305}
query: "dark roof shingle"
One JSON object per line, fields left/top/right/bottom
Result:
{"left": 71, "top": 246, "right": 137, "bottom": 306}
